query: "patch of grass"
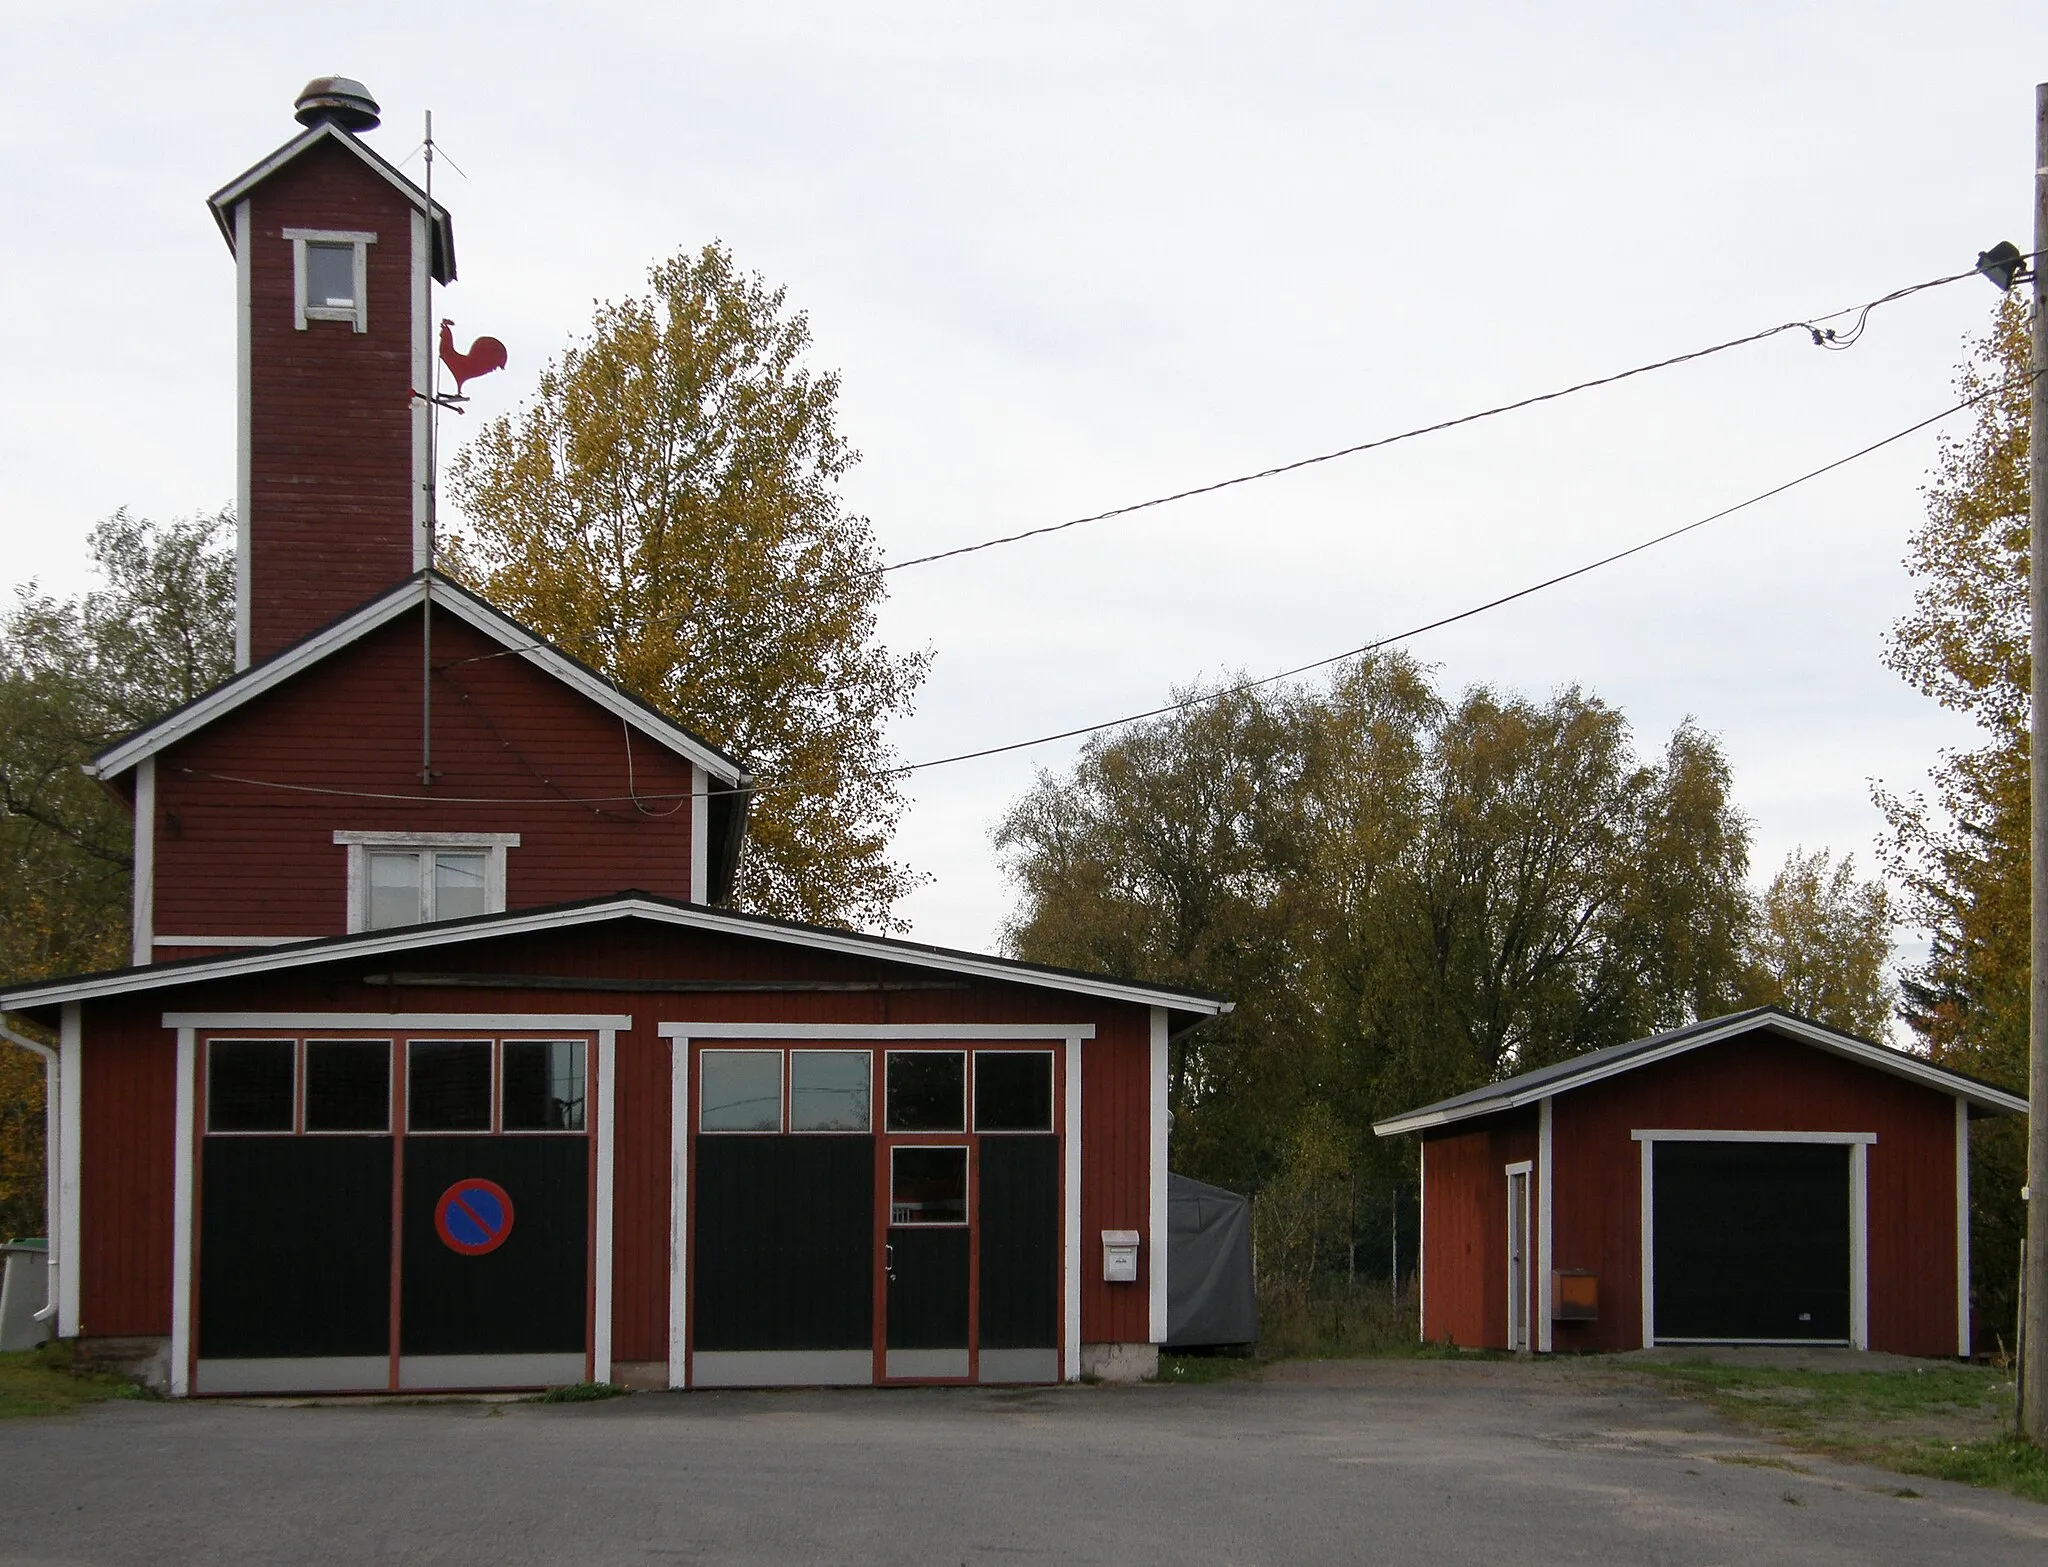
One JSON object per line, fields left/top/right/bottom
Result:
{"left": 1258, "top": 1280, "right": 1436, "bottom": 1359}
{"left": 534, "top": 1381, "right": 627, "bottom": 1404}
{"left": 0, "top": 1342, "right": 143, "bottom": 1418}
{"left": 1632, "top": 1360, "right": 2047, "bottom": 1506}
{"left": 1155, "top": 1352, "right": 1257, "bottom": 1386}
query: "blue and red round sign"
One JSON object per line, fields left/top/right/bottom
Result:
{"left": 435, "top": 1178, "right": 515, "bottom": 1256}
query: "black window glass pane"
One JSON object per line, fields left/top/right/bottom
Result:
{"left": 891, "top": 1146, "right": 967, "bottom": 1225}
{"left": 305, "top": 1040, "right": 390, "bottom": 1132}
{"left": 974, "top": 1052, "right": 1053, "bottom": 1132}
{"left": 208, "top": 1040, "right": 294, "bottom": 1132}
{"left": 408, "top": 1040, "right": 493, "bottom": 1131}
{"left": 306, "top": 241, "right": 355, "bottom": 307}
{"left": 503, "top": 1041, "right": 586, "bottom": 1131}
{"left": 886, "top": 1052, "right": 964, "bottom": 1132}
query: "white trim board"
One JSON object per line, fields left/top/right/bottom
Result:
{"left": 10, "top": 896, "right": 1222, "bottom": 1018}
{"left": 164, "top": 1011, "right": 631, "bottom": 1031}
{"left": 233, "top": 197, "right": 252, "bottom": 672}
{"left": 1955, "top": 1096, "right": 1972, "bottom": 1360}
{"left": 1064, "top": 1034, "right": 1083, "bottom": 1382}
{"left": 668, "top": 1035, "right": 689, "bottom": 1388}
{"left": 1630, "top": 1129, "right": 1877, "bottom": 1144}
{"left": 1147, "top": 1007, "right": 1169, "bottom": 1347}
{"left": 593, "top": 1029, "right": 618, "bottom": 1385}
{"left": 1374, "top": 1013, "right": 2028, "bottom": 1132}
{"left": 154, "top": 936, "right": 320, "bottom": 950}
{"left": 1637, "top": 1133, "right": 1871, "bottom": 1351}
{"left": 84, "top": 575, "right": 746, "bottom": 787}
{"left": 1536, "top": 1098, "right": 1553, "bottom": 1353}
{"left": 169, "top": 1029, "right": 195, "bottom": 1397}
{"left": 57, "top": 1005, "right": 81, "bottom": 1338}
{"left": 130, "top": 758, "right": 155, "bottom": 967}
{"left": 410, "top": 207, "right": 431, "bottom": 572}
{"left": 689, "top": 765, "right": 709, "bottom": 905}
{"left": 659, "top": 1023, "right": 1096, "bottom": 1041}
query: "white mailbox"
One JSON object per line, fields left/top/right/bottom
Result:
{"left": 1101, "top": 1229, "right": 1141, "bottom": 1284}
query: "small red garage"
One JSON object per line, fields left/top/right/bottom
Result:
{"left": 1373, "top": 1008, "right": 2026, "bottom": 1357}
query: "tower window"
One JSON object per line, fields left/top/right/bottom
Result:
{"left": 285, "top": 227, "right": 376, "bottom": 332}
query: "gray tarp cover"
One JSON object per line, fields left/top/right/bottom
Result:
{"left": 1166, "top": 1174, "right": 1259, "bottom": 1349}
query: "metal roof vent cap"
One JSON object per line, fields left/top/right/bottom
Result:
{"left": 294, "top": 76, "right": 381, "bottom": 132}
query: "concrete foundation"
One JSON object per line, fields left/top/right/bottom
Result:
{"left": 1080, "top": 1342, "right": 1159, "bottom": 1383}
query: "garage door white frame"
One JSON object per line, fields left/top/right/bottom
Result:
{"left": 1633, "top": 1129, "right": 1873, "bottom": 1350}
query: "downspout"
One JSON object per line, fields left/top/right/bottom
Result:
{"left": 0, "top": 1021, "right": 58, "bottom": 1321}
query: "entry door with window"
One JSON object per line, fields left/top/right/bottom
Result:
{"left": 881, "top": 1049, "right": 1060, "bottom": 1384}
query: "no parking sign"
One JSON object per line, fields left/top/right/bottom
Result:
{"left": 435, "top": 1178, "right": 515, "bottom": 1256}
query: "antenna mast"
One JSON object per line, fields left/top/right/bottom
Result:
{"left": 419, "top": 106, "right": 439, "bottom": 785}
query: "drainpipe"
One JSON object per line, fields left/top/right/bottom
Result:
{"left": 0, "top": 1021, "right": 58, "bottom": 1321}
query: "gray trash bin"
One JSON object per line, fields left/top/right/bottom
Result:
{"left": 0, "top": 1239, "right": 52, "bottom": 1351}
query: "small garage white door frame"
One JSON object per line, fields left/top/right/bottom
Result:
{"left": 1633, "top": 1129, "right": 1873, "bottom": 1351}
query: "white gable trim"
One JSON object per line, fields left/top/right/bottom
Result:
{"left": 85, "top": 577, "right": 746, "bottom": 786}
{"left": 3, "top": 897, "right": 1231, "bottom": 1017}
{"left": 1373, "top": 1013, "right": 2027, "bottom": 1135}
{"left": 208, "top": 123, "right": 453, "bottom": 277}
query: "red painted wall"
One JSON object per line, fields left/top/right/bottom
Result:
{"left": 149, "top": 610, "right": 696, "bottom": 947}
{"left": 77, "top": 998, "right": 179, "bottom": 1337}
{"left": 72, "top": 917, "right": 1165, "bottom": 1365}
{"left": 244, "top": 136, "right": 422, "bottom": 662}
{"left": 1419, "top": 1111, "right": 1537, "bottom": 1349}
{"left": 1546, "top": 1031, "right": 1962, "bottom": 1357}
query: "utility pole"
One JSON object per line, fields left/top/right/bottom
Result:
{"left": 2027, "top": 78, "right": 2048, "bottom": 1444}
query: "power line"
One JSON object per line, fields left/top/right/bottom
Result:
{"left": 868, "top": 384, "right": 2005, "bottom": 779}
{"left": 181, "top": 382, "right": 2002, "bottom": 810}
{"left": 875, "top": 263, "right": 1987, "bottom": 576}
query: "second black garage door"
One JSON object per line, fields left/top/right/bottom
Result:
{"left": 1652, "top": 1141, "right": 1850, "bottom": 1342}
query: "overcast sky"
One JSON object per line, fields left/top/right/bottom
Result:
{"left": 4, "top": 3, "right": 2043, "bottom": 959}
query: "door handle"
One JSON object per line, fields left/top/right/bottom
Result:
{"left": 885, "top": 1242, "right": 895, "bottom": 1282}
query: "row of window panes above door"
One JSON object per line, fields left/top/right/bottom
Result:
{"left": 698, "top": 1049, "right": 1053, "bottom": 1136}
{"left": 206, "top": 1037, "right": 585, "bottom": 1135}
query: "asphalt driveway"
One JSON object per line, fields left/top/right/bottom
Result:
{"left": 0, "top": 1362, "right": 2041, "bottom": 1564}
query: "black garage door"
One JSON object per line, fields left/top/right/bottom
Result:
{"left": 1652, "top": 1141, "right": 1850, "bottom": 1342}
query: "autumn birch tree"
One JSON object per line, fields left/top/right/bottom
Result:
{"left": 448, "top": 243, "right": 927, "bottom": 929}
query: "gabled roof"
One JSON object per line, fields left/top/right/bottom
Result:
{"left": 208, "top": 121, "right": 456, "bottom": 282}
{"left": 86, "top": 572, "right": 749, "bottom": 788}
{"left": 0, "top": 892, "right": 1234, "bottom": 1025}
{"left": 1371, "top": 1007, "right": 2027, "bottom": 1135}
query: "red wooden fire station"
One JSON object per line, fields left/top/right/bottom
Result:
{"left": 0, "top": 77, "right": 1227, "bottom": 1397}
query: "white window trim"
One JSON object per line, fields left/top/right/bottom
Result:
{"left": 696, "top": 1048, "right": 785, "bottom": 1136}
{"left": 285, "top": 227, "right": 376, "bottom": 332}
{"left": 787, "top": 1048, "right": 874, "bottom": 1136}
{"left": 1634, "top": 1129, "right": 1873, "bottom": 1350}
{"left": 335, "top": 831, "right": 519, "bottom": 933}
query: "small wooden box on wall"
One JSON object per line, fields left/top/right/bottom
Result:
{"left": 1552, "top": 1270, "right": 1597, "bottom": 1321}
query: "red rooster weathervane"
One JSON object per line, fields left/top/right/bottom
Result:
{"left": 439, "top": 319, "right": 508, "bottom": 396}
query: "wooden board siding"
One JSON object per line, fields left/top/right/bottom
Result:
{"left": 245, "top": 136, "right": 420, "bottom": 662}
{"left": 72, "top": 917, "right": 1168, "bottom": 1369}
{"left": 78, "top": 998, "right": 179, "bottom": 1337}
{"left": 1419, "top": 1111, "right": 1538, "bottom": 1349}
{"left": 150, "top": 610, "right": 696, "bottom": 945}
{"left": 1547, "top": 1030, "right": 1961, "bottom": 1356}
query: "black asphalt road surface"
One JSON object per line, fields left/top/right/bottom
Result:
{"left": 0, "top": 1362, "right": 2042, "bottom": 1564}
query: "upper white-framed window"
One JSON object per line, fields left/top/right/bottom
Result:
{"left": 284, "top": 227, "right": 376, "bottom": 332}
{"left": 334, "top": 831, "right": 520, "bottom": 933}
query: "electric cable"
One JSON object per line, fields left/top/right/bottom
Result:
{"left": 176, "top": 379, "right": 2005, "bottom": 809}
{"left": 873, "top": 262, "right": 1998, "bottom": 576}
